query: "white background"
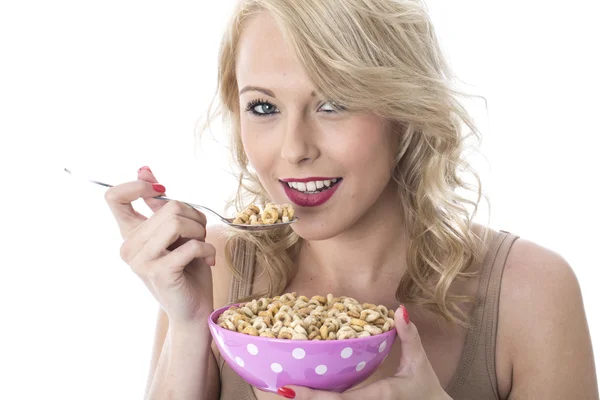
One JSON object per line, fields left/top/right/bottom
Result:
{"left": 1, "top": 1, "right": 598, "bottom": 398}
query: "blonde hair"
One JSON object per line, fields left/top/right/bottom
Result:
{"left": 199, "top": 0, "right": 491, "bottom": 331}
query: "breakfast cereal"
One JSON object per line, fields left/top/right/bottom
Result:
{"left": 216, "top": 292, "right": 396, "bottom": 340}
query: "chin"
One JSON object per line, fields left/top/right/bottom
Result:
{"left": 290, "top": 218, "right": 346, "bottom": 241}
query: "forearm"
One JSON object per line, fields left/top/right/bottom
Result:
{"left": 146, "top": 323, "right": 220, "bottom": 400}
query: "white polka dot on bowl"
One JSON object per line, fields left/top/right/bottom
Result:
{"left": 315, "top": 365, "right": 327, "bottom": 375}
{"left": 271, "top": 363, "right": 283, "bottom": 373}
{"left": 235, "top": 357, "right": 245, "bottom": 367}
{"left": 247, "top": 343, "right": 258, "bottom": 355}
{"left": 292, "top": 348, "right": 306, "bottom": 359}
{"left": 340, "top": 347, "right": 353, "bottom": 359}
{"left": 356, "top": 361, "right": 366, "bottom": 371}
{"left": 378, "top": 340, "right": 387, "bottom": 353}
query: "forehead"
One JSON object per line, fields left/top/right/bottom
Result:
{"left": 236, "top": 12, "right": 312, "bottom": 91}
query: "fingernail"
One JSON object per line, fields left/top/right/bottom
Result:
{"left": 277, "top": 387, "right": 296, "bottom": 399}
{"left": 138, "top": 166, "right": 152, "bottom": 173}
{"left": 152, "top": 183, "right": 166, "bottom": 193}
{"left": 402, "top": 305, "right": 410, "bottom": 325}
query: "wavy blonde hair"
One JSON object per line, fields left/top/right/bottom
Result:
{"left": 199, "top": 0, "right": 491, "bottom": 331}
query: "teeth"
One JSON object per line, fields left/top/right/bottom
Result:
{"left": 286, "top": 179, "right": 340, "bottom": 192}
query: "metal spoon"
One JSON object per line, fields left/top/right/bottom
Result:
{"left": 63, "top": 167, "right": 298, "bottom": 231}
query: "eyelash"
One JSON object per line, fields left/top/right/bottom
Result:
{"left": 245, "top": 98, "right": 278, "bottom": 117}
{"left": 244, "top": 99, "right": 344, "bottom": 117}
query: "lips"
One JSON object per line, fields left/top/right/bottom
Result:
{"left": 281, "top": 178, "right": 342, "bottom": 207}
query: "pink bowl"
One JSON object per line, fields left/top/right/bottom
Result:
{"left": 208, "top": 303, "right": 396, "bottom": 393}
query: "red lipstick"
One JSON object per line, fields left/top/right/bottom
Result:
{"left": 281, "top": 179, "right": 342, "bottom": 207}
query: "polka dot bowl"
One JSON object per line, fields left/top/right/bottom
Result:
{"left": 208, "top": 303, "right": 396, "bottom": 393}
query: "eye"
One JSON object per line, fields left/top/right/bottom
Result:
{"left": 319, "top": 101, "right": 345, "bottom": 113}
{"left": 245, "top": 99, "right": 279, "bottom": 117}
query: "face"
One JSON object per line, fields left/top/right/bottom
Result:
{"left": 235, "top": 12, "right": 398, "bottom": 240}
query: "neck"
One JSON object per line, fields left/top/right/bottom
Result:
{"left": 297, "top": 182, "right": 409, "bottom": 292}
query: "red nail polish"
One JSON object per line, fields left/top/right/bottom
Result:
{"left": 138, "top": 166, "right": 152, "bottom": 173}
{"left": 152, "top": 183, "right": 166, "bottom": 193}
{"left": 402, "top": 305, "right": 410, "bottom": 325}
{"left": 277, "top": 387, "right": 296, "bottom": 399}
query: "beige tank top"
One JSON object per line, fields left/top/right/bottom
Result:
{"left": 217, "top": 228, "right": 519, "bottom": 400}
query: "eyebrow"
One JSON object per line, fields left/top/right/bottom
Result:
{"left": 239, "top": 86, "right": 276, "bottom": 97}
{"left": 239, "top": 86, "right": 318, "bottom": 98}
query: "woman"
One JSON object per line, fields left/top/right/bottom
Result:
{"left": 105, "top": 0, "right": 598, "bottom": 399}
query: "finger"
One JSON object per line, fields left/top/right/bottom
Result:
{"left": 136, "top": 167, "right": 207, "bottom": 227}
{"left": 137, "top": 166, "right": 169, "bottom": 213}
{"left": 104, "top": 179, "right": 166, "bottom": 238}
{"left": 151, "top": 200, "right": 207, "bottom": 238}
{"left": 393, "top": 305, "right": 425, "bottom": 376}
{"left": 143, "top": 239, "right": 216, "bottom": 283}
{"left": 139, "top": 213, "right": 208, "bottom": 262}
{"left": 119, "top": 200, "right": 208, "bottom": 264}
{"left": 136, "top": 166, "right": 208, "bottom": 227}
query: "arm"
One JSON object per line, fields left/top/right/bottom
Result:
{"left": 145, "top": 318, "right": 220, "bottom": 400}
{"left": 143, "top": 306, "right": 169, "bottom": 398}
{"left": 500, "top": 239, "right": 599, "bottom": 399}
{"left": 143, "top": 224, "right": 231, "bottom": 400}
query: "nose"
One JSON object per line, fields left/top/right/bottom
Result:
{"left": 280, "top": 116, "right": 320, "bottom": 165}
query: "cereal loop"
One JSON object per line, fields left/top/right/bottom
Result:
{"left": 261, "top": 209, "right": 278, "bottom": 224}
{"left": 337, "top": 326, "right": 357, "bottom": 339}
{"left": 361, "top": 309, "right": 380, "bottom": 323}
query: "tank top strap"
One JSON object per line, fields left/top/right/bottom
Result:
{"left": 220, "top": 238, "right": 260, "bottom": 399}
{"left": 227, "top": 238, "right": 257, "bottom": 305}
{"left": 446, "top": 229, "right": 520, "bottom": 399}
{"left": 483, "top": 230, "right": 519, "bottom": 387}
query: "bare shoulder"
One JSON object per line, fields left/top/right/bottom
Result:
{"left": 500, "top": 237, "right": 581, "bottom": 331}
{"left": 497, "top": 236, "right": 598, "bottom": 399}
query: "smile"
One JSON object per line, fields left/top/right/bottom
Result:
{"left": 285, "top": 178, "right": 341, "bottom": 194}
{"left": 280, "top": 178, "right": 343, "bottom": 207}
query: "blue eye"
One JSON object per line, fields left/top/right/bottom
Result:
{"left": 245, "top": 99, "right": 279, "bottom": 116}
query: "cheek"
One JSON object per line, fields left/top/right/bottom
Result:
{"left": 240, "top": 122, "right": 276, "bottom": 172}
{"left": 327, "top": 118, "right": 395, "bottom": 170}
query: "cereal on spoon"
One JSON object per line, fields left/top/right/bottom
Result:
{"left": 217, "top": 292, "right": 395, "bottom": 340}
{"left": 233, "top": 203, "right": 295, "bottom": 225}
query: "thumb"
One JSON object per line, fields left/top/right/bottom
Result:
{"left": 137, "top": 166, "right": 167, "bottom": 213}
{"left": 393, "top": 305, "right": 425, "bottom": 376}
